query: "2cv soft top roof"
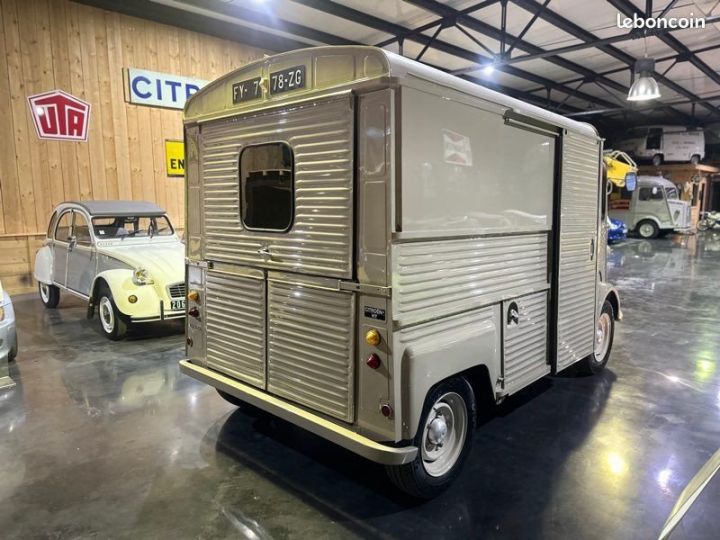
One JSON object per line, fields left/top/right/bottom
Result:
{"left": 185, "top": 45, "right": 596, "bottom": 138}
{"left": 59, "top": 200, "right": 167, "bottom": 216}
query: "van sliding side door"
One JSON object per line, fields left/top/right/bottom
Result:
{"left": 554, "top": 131, "right": 601, "bottom": 371}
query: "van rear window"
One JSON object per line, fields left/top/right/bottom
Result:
{"left": 239, "top": 143, "right": 294, "bottom": 231}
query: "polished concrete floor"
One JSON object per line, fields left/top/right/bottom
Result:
{"left": 2, "top": 234, "right": 720, "bottom": 539}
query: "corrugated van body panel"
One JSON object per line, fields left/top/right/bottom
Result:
{"left": 503, "top": 292, "right": 549, "bottom": 394}
{"left": 200, "top": 96, "right": 354, "bottom": 278}
{"left": 556, "top": 132, "right": 599, "bottom": 370}
{"left": 392, "top": 233, "right": 549, "bottom": 327}
{"left": 205, "top": 268, "right": 266, "bottom": 388}
{"left": 267, "top": 278, "right": 355, "bottom": 422}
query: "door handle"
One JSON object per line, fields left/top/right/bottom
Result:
{"left": 590, "top": 238, "right": 595, "bottom": 260}
{"left": 257, "top": 246, "right": 272, "bottom": 258}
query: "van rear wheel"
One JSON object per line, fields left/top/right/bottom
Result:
{"left": 637, "top": 220, "right": 659, "bottom": 239}
{"left": 690, "top": 154, "right": 701, "bottom": 165}
{"left": 386, "top": 376, "right": 476, "bottom": 499}
{"left": 652, "top": 154, "right": 663, "bottom": 166}
{"left": 217, "top": 389, "right": 264, "bottom": 415}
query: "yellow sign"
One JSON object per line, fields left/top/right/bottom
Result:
{"left": 165, "top": 140, "right": 185, "bottom": 177}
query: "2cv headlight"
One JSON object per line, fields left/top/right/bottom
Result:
{"left": 132, "top": 268, "right": 155, "bottom": 286}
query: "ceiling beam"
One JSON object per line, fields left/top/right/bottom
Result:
{"left": 75, "top": 0, "right": 582, "bottom": 114}
{"left": 73, "top": 0, "right": 313, "bottom": 51}
{"left": 511, "top": 0, "right": 720, "bottom": 117}
{"left": 404, "top": 0, "right": 695, "bottom": 121}
{"left": 607, "top": 0, "right": 720, "bottom": 89}
{"left": 291, "top": 0, "right": 620, "bottom": 110}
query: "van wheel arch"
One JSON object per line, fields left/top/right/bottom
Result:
{"left": 605, "top": 290, "right": 620, "bottom": 321}
{"left": 459, "top": 364, "right": 497, "bottom": 413}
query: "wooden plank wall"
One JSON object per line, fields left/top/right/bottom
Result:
{"left": 0, "top": 0, "right": 266, "bottom": 293}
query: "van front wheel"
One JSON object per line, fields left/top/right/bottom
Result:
{"left": 690, "top": 154, "right": 701, "bottom": 165}
{"left": 579, "top": 300, "right": 615, "bottom": 375}
{"left": 386, "top": 377, "right": 476, "bottom": 499}
{"left": 652, "top": 154, "right": 663, "bottom": 166}
{"left": 637, "top": 220, "right": 659, "bottom": 239}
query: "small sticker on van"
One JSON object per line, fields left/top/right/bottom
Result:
{"left": 364, "top": 306, "right": 386, "bottom": 321}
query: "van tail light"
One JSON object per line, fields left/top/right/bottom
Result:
{"left": 366, "top": 353, "right": 381, "bottom": 369}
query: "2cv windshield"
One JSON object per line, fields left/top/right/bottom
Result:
{"left": 92, "top": 215, "right": 174, "bottom": 239}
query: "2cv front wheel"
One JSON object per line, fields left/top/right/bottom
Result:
{"left": 97, "top": 285, "right": 128, "bottom": 341}
{"left": 386, "top": 376, "right": 476, "bottom": 499}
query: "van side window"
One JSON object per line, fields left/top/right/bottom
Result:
{"left": 239, "top": 143, "right": 294, "bottom": 231}
{"left": 638, "top": 187, "right": 663, "bottom": 201}
{"left": 646, "top": 128, "right": 662, "bottom": 150}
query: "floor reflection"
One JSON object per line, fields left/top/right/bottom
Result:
{"left": 1, "top": 232, "right": 720, "bottom": 538}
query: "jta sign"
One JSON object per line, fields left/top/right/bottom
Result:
{"left": 27, "top": 90, "right": 91, "bottom": 141}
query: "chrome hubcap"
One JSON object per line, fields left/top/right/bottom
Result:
{"left": 421, "top": 392, "right": 467, "bottom": 477}
{"left": 99, "top": 297, "right": 115, "bottom": 334}
{"left": 594, "top": 312, "right": 611, "bottom": 363}
{"left": 39, "top": 283, "right": 50, "bottom": 303}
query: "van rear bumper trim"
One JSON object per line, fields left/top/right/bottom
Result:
{"left": 179, "top": 359, "right": 418, "bottom": 466}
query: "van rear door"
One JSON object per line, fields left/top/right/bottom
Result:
{"left": 200, "top": 94, "right": 355, "bottom": 279}
{"left": 198, "top": 95, "right": 358, "bottom": 422}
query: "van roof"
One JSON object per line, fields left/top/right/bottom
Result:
{"left": 185, "top": 46, "right": 596, "bottom": 138}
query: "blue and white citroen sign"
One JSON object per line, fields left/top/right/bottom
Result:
{"left": 126, "top": 68, "right": 208, "bottom": 110}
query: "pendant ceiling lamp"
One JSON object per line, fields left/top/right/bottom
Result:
{"left": 627, "top": 58, "right": 661, "bottom": 102}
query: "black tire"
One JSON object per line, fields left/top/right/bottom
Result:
{"left": 97, "top": 285, "right": 127, "bottom": 340}
{"left": 38, "top": 282, "right": 60, "bottom": 308}
{"left": 217, "top": 389, "right": 246, "bottom": 407}
{"left": 579, "top": 300, "right": 615, "bottom": 375}
{"left": 8, "top": 340, "right": 17, "bottom": 362}
{"left": 217, "top": 389, "right": 265, "bottom": 415}
{"left": 636, "top": 219, "right": 659, "bottom": 239}
{"left": 386, "top": 376, "right": 476, "bottom": 499}
{"left": 652, "top": 154, "right": 663, "bottom": 166}
{"left": 690, "top": 154, "right": 701, "bottom": 166}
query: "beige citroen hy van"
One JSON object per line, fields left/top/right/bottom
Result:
{"left": 180, "top": 46, "right": 621, "bottom": 498}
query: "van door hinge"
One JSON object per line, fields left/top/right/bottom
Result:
{"left": 338, "top": 281, "right": 391, "bottom": 297}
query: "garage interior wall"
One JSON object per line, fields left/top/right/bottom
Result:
{"left": 0, "top": 0, "right": 266, "bottom": 294}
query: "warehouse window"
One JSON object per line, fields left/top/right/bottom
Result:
{"left": 239, "top": 143, "right": 294, "bottom": 231}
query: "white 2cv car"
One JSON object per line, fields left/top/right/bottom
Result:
{"left": 34, "top": 201, "right": 185, "bottom": 339}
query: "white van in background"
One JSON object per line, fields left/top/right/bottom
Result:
{"left": 609, "top": 175, "right": 692, "bottom": 238}
{"left": 614, "top": 126, "right": 705, "bottom": 166}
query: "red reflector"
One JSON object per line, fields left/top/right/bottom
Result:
{"left": 366, "top": 353, "right": 381, "bottom": 369}
{"left": 188, "top": 307, "right": 200, "bottom": 318}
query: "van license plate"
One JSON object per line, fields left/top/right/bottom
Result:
{"left": 171, "top": 300, "right": 186, "bottom": 311}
